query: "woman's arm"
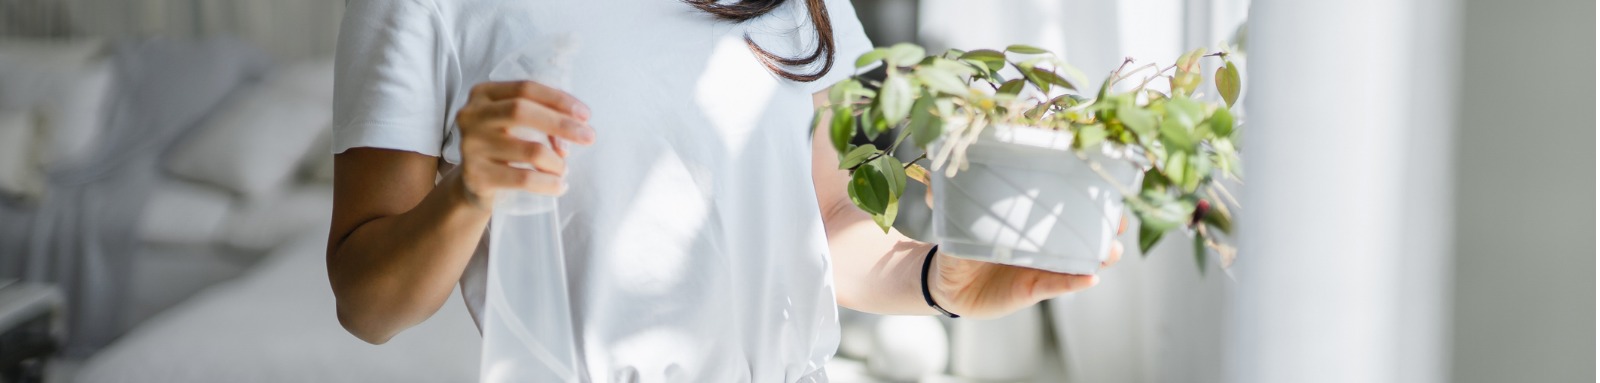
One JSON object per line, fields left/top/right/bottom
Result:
{"left": 811, "top": 91, "right": 1120, "bottom": 319}
{"left": 328, "top": 150, "right": 489, "bottom": 344}
{"left": 328, "top": 81, "right": 593, "bottom": 344}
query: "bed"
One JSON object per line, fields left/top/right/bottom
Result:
{"left": 73, "top": 229, "right": 482, "bottom": 382}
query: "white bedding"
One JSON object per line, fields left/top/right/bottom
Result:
{"left": 76, "top": 230, "right": 482, "bottom": 382}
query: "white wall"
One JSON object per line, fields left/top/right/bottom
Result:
{"left": 1450, "top": 0, "right": 1595, "bottom": 381}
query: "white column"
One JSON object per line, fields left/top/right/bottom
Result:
{"left": 1230, "top": 1, "right": 1457, "bottom": 383}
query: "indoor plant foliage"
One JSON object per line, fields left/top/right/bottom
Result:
{"left": 821, "top": 43, "right": 1243, "bottom": 273}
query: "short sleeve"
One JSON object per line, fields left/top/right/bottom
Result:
{"left": 331, "top": 0, "right": 455, "bottom": 157}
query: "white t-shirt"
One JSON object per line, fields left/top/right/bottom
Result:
{"left": 331, "top": 0, "right": 872, "bottom": 381}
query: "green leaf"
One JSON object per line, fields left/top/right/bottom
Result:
{"left": 810, "top": 107, "right": 825, "bottom": 135}
{"left": 872, "top": 193, "right": 899, "bottom": 233}
{"left": 1131, "top": 189, "right": 1193, "bottom": 255}
{"left": 1004, "top": 44, "right": 1050, "bottom": 54}
{"left": 1202, "top": 200, "right": 1233, "bottom": 234}
{"left": 930, "top": 57, "right": 978, "bottom": 77}
{"left": 941, "top": 48, "right": 966, "bottom": 59}
{"left": 1075, "top": 123, "right": 1107, "bottom": 149}
{"left": 1165, "top": 97, "right": 1205, "bottom": 129}
{"left": 1213, "top": 138, "right": 1240, "bottom": 177}
{"left": 1193, "top": 233, "right": 1208, "bottom": 275}
{"left": 934, "top": 98, "right": 956, "bottom": 119}
{"left": 1163, "top": 153, "right": 1188, "bottom": 186}
{"left": 829, "top": 106, "right": 854, "bottom": 154}
{"left": 1141, "top": 167, "right": 1168, "bottom": 194}
{"left": 885, "top": 43, "right": 926, "bottom": 67}
{"left": 1128, "top": 191, "right": 1195, "bottom": 241}
{"left": 907, "top": 95, "right": 943, "bottom": 147}
{"left": 1208, "top": 105, "right": 1235, "bottom": 138}
{"left": 848, "top": 162, "right": 891, "bottom": 215}
{"left": 1120, "top": 105, "right": 1157, "bottom": 138}
{"left": 879, "top": 72, "right": 915, "bottom": 125}
{"left": 916, "top": 66, "right": 969, "bottom": 95}
{"left": 1181, "top": 153, "right": 1209, "bottom": 193}
{"left": 1030, "top": 67, "right": 1075, "bottom": 91}
{"left": 1175, "top": 48, "right": 1204, "bottom": 74}
{"left": 1159, "top": 117, "right": 1196, "bottom": 153}
{"left": 1019, "top": 64, "right": 1052, "bottom": 93}
{"left": 855, "top": 48, "right": 888, "bottom": 69}
{"left": 1095, "top": 76, "right": 1114, "bottom": 101}
{"left": 997, "top": 79, "right": 1026, "bottom": 97}
{"left": 860, "top": 106, "right": 882, "bottom": 140}
{"left": 1138, "top": 223, "right": 1165, "bottom": 255}
{"left": 828, "top": 80, "right": 849, "bottom": 106}
{"left": 875, "top": 155, "right": 907, "bottom": 197}
{"left": 1170, "top": 71, "right": 1201, "bottom": 97}
{"left": 958, "top": 49, "right": 1006, "bottom": 71}
{"left": 905, "top": 163, "right": 930, "bottom": 185}
{"left": 837, "top": 145, "right": 877, "bottom": 170}
{"left": 1215, "top": 61, "right": 1241, "bottom": 108}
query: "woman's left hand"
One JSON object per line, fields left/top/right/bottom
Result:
{"left": 927, "top": 219, "right": 1125, "bottom": 319}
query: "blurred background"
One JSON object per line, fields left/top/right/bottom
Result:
{"left": 0, "top": 0, "right": 1591, "bottom": 382}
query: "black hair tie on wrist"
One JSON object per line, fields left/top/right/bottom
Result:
{"left": 920, "top": 245, "right": 959, "bottom": 318}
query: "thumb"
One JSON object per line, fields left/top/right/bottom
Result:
{"left": 1030, "top": 272, "right": 1100, "bottom": 300}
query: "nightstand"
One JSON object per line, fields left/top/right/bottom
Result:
{"left": 0, "top": 280, "right": 63, "bottom": 383}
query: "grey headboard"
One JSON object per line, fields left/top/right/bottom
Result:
{"left": 0, "top": 0, "right": 342, "bottom": 60}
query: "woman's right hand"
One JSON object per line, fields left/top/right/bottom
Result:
{"left": 453, "top": 80, "right": 596, "bottom": 207}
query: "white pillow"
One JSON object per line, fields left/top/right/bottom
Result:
{"left": 137, "top": 181, "right": 235, "bottom": 244}
{"left": 0, "top": 109, "right": 43, "bottom": 199}
{"left": 165, "top": 60, "right": 334, "bottom": 198}
{"left": 0, "top": 38, "right": 114, "bottom": 167}
{"left": 218, "top": 184, "right": 333, "bottom": 252}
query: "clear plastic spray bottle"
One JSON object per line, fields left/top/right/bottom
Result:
{"left": 478, "top": 34, "right": 582, "bottom": 383}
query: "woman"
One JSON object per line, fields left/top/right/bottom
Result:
{"left": 325, "top": 0, "right": 1122, "bottom": 380}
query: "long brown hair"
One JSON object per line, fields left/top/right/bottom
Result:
{"left": 686, "top": 0, "right": 835, "bottom": 82}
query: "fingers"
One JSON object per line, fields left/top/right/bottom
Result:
{"left": 470, "top": 80, "right": 591, "bottom": 121}
{"left": 548, "top": 134, "right": 568, "bottom": 157}
{"left": 464, "top": 98, "right": 596, "bottom": 145}
{"left": 1101, "top": 241, "right": 1124, "bottom": 268}
{"left": 462, "top": 160, "right": 566, "bottom": 196}
{"left": 463, "top": 128, "right": 565, "bottom": 175}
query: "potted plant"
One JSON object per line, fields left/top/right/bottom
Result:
{"left": 820, "top": 43, "right": 1242, "bottom": 275}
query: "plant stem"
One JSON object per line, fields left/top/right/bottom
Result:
{"left": 847, "top": 151, "right": 888, "bottom": 172}
{"left": 1210, "top": 182, "right": 1242, "bottom": 209}
{"left": 1133, "top": 74, "right": 1164, "bottom": 93}
{"left": 1074, "top": 152, "right": 1157, "bottom": 212}
{"left": 1196, "top": 224, "right": 1237, "bottom": 269}
{"left": 1205, "top": 187, "right": 1235, "bottom": 218}
{"left": 903, "top": 153, "right": 928, "bottom": 169}
{"left": 1109, "top": 57, "right": 1134, "bottom": 79}
{"left": 1111, "top": 63, "right": 1157, "bottom": 85}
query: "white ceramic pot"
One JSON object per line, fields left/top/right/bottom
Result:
{"left": 930, "top": 125, "right": 1140, "bottom": 275}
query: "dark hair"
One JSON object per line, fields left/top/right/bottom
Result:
{"left": 686, "top": 0, "right": 835, "bottom": 82}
